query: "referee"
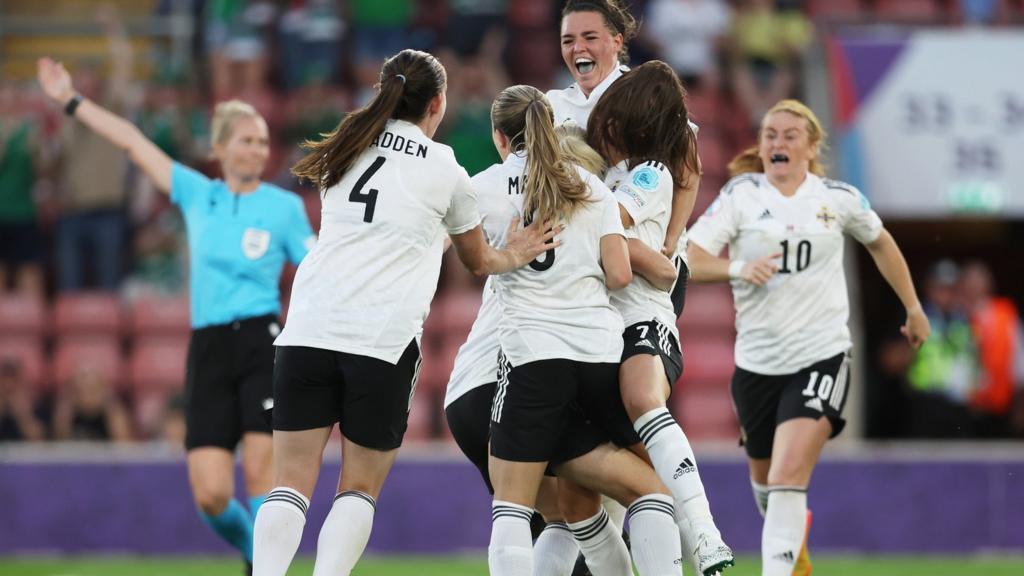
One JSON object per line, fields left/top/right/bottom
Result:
{"left": 38, "top": 58, "right": 315, "bottom": 575}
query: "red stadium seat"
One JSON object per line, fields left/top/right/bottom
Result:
{"left": 672, "top": 388, "right": 739, "bottom": 441}
{"left": 0, "top": 293, "right": 47, "bottom": 339}
{"left": 129, "top": 296, "right": 190, "bottom": 338}
{"left": 806, "top": 0, "right": 865, "bottom": 20}
{"left": 679, "top": 334, "right": 735, "bottom": 383}
{"left": 406, "top": 386, "right": 436, "bottom": 441}
{"left": 874, "top": 0, "right": 944, "bottom": 22}
{"left": 52, "top": 337, "right": 124, "bottom": 390}
{"left": 53, "top": 292, "right": 124, "bottom": 337}
{"left": 686, "top": 88, "right": 721, "bottom": 129}
{"left": 0, "top": 338, "right": 46, "bottom": 391}
{"left": 678, "top": 284, "right": 735, "bottom": 334}
{"left": 439, "top": 290, "right": 482, "bottom": 335}
{"left": 129, "top": 337, "right": 189, "bottom": 392}
{"left": 697, "top": 129, "right": 729, "bottom": 181}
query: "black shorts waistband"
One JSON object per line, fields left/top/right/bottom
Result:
{"left": 192, "top": 314, "right": 278, "bottom": 336}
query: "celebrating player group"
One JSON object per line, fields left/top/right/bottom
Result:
{"left": 38, "top": 0, "right": 931, "bottom": 575}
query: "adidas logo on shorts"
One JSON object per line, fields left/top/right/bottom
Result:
{"left": 804, "top": 397, "right": 824, "bottom": 412}
{"left": 636, "top": 339, "right": 655, "bottom": 349}
{"left": 673, "top": 457, "right": 696, "bottom": 479}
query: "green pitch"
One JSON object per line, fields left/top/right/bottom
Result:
{"left": 2, "top": 554, "right": 1022, "bottom": 576}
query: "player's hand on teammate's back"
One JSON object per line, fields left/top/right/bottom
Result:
{"left": 505, "top": 216, "right": 563, "bottom": 268}
{"left": 901, "top": 305, "right": 931, "bottom": 349}
{"left": 741, "top": 252, "right": 782, "bottom": 286}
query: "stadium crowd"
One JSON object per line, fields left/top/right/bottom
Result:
{"left": 1, "top": 0, "right": 1023, "bottom": 445}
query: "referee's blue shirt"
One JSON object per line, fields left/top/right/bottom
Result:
{"left": 171, "top": 162, "right": 315, "bottom": 329}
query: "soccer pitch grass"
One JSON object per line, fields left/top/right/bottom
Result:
{"left": 3, "top": 555, "right": 1023, "bottom": 576}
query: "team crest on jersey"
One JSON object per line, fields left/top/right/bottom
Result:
{"left": 242, "top": 227, "right": 271, "bottom": 259}
{"left": 816, "top": 206, "right": 837, "bottom": 228}
{"left": 632, "top": 166, "right": 660, "bottom": 191}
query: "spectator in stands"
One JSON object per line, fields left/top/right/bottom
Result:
{"left": 121, "top": 208, "right": 186, "bottom": 301}
{"left": 727, "top": 0, "right": 813, "bottom": 125}
{"left": 278, "top": 0, "right": 345, "bottom": 90}
{"left": 0, "top": 83, "right": 47, "bottom": 296}
{"left": 437, "top": 35, "right": 507, "bottom": 176}
{"left": 905, "top": 260, "right": 977, "bottom": 437}
{"left": 53, "top": 6, "right": 135, "bottom": 291}
{"left": 0, "top": 359, "right": 48, "bottom": 442}
{"left": 960, "top": 260, "right": 1024, "bottom": 437}
{"left": 643, "top": 0, "right": 731, "bottom": 91}
{"left": 205, "top": 0, "right": 274, "bottom": 101}
{"left": 350, "top": 0, "right": 414, "bottom": 105}
{"left": 160, "top": 392, "right": 187, "bottom": 446}
{"left": 52, "top": 366, "right": 132, "bottom": 442}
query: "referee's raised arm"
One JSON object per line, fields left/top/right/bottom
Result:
{"left": 37, "top": 57, "right": 172, "bottom": 192}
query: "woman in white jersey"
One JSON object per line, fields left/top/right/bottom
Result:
{"left": 687, "top": 100, "right": 930, "bottom": 576}
{"left": 251, "top": 50, "right": 555, "bottom": 576}
{"left": 550, "top": 0, "right": 697, "bottom": 272}
{"left": 484, "top": 85, "right": 683, "bottom": 576}
{"left": 587, "top": 60, "right": 734, "bottom": 576}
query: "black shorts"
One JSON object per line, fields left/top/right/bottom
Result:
{"left": 447, "top": 381, "right": 613, "bottom": 492}
{"left": 490, "top": 354, "right": 640, "bottom": 463}
{"left": 272, "top": 340, "right": 421, "bottom": 451}
{"left": 731, "top": 351, "right": 852, "bottom": 459}
{"left": 671, "top": 258, "right": 689, "bottom": 318}
{"left": 621, "top": 320, "right": 683, "bottom": 388}
{"left": 184, "top": 315, "right": 278, "bottom": 451}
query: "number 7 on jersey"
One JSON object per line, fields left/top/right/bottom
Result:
{"left": 349, "top": 156, "right": 386, "bottom": 223}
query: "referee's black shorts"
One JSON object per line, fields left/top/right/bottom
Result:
{"left": 272, "top": 340, "right": 421, "bottom": 451}
{"left": 184, "top": 314, "right": 279, "bottom": 451}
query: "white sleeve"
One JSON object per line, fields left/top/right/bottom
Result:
{"left": 596, "top": 185, "right": 626, "bottom": 239}
{"left": 444, "top": 166, "right": 483, "bottom": 235}
{"left": 687, "top": 188, "right": 739, "bottom": 256}
{"left": 614, "top": 163, "right": 669, "bottom": 227}
{"left": 834, "top": 182, "right": 883, "bottom": 244}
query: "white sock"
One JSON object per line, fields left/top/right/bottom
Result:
{"left": 601, "top": 495, "right": 627, "bottom": 532}
{"left": 568, "top": 508, "right": 632, "bottom": 576}
{"left": 533, "top": 521, "right": 579, "bottom": 576}
{"left": 253, "top": 487, "right": 309, "bottom": 576}
{"left": 762, "top": 487, "right": 807, "bottom": 576}
{"left": 751, "top": 479, "right": 770, "bottom": 517}
{"left": 627, "top": 494, "right": 684, "bottom": 576}
{"left": 489, "top": 500, "right": 534, "bottom": 576}
{"left": 311, "top": 491, "right": 376, "bottom": 576}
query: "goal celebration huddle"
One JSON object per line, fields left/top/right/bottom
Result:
{"left": 35, "top": 1, "right": 930, "bottom": 575}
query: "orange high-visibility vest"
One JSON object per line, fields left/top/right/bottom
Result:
{"left": 970, "top": 298, "right": 1020, "bottom": 415}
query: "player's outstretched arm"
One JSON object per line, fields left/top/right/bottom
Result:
{"left": 864, "top": 228, "right": 930, "bottom": 349}
{"left": 687, "top": 243, "right": 780, "bottom": 286}
{"left": 37, "top": 57, "right": 173, "bottom": 193}
{"left": 450, "top": 218, "right": 561, "bottom": 276}
{"left": 628, "top": 239, "right": 677, "bottom": 291}
{"left": 662, "top": 155, "right": 702, "bottom": 257}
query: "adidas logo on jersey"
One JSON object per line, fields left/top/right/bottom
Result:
{"left": 773, "top": 550, "right": 796, "bottom": 563}
{"left": 804, "top": 397, "right": 824, "bottom": 412}
{"left": 758, "top": 208, "right": 773, "bottom": 220}
{"left": 673, "top": 457, "right": 696, "bottom": 479}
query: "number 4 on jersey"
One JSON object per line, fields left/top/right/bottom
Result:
{"left": 349, "top": 156, "right": 386, "bottom": 223}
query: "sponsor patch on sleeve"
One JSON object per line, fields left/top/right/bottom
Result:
{"left": 632, "top": 166, "right": 660, "bottom": 191}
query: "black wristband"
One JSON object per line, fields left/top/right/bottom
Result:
{"left": 64, "top": 94, "right": 83, "bottom": 117}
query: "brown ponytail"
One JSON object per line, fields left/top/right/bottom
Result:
{"left": 292, "top": 49, "right": 447, "bottom": 190}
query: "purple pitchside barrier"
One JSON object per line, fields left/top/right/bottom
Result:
{"left": 0, "top": 443, "right": 1022, "bottom": 555}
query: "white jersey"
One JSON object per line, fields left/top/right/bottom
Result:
{"left": 276, "top": 119, "right": 481, "bottom": 363}
{"left": 547, "top": 65, "right": 697, "bottom": 263}
{"left": 605, "top": 160, "right": 678, "bottom": 335}
{"left": 688, "top": 172, "right": 883, "bottom": 374}
{"left": 493, "top": 154, "right": 626, "bottom": 367}
{"left": 443, "top": 157, "right": 521, "bottom": 408}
